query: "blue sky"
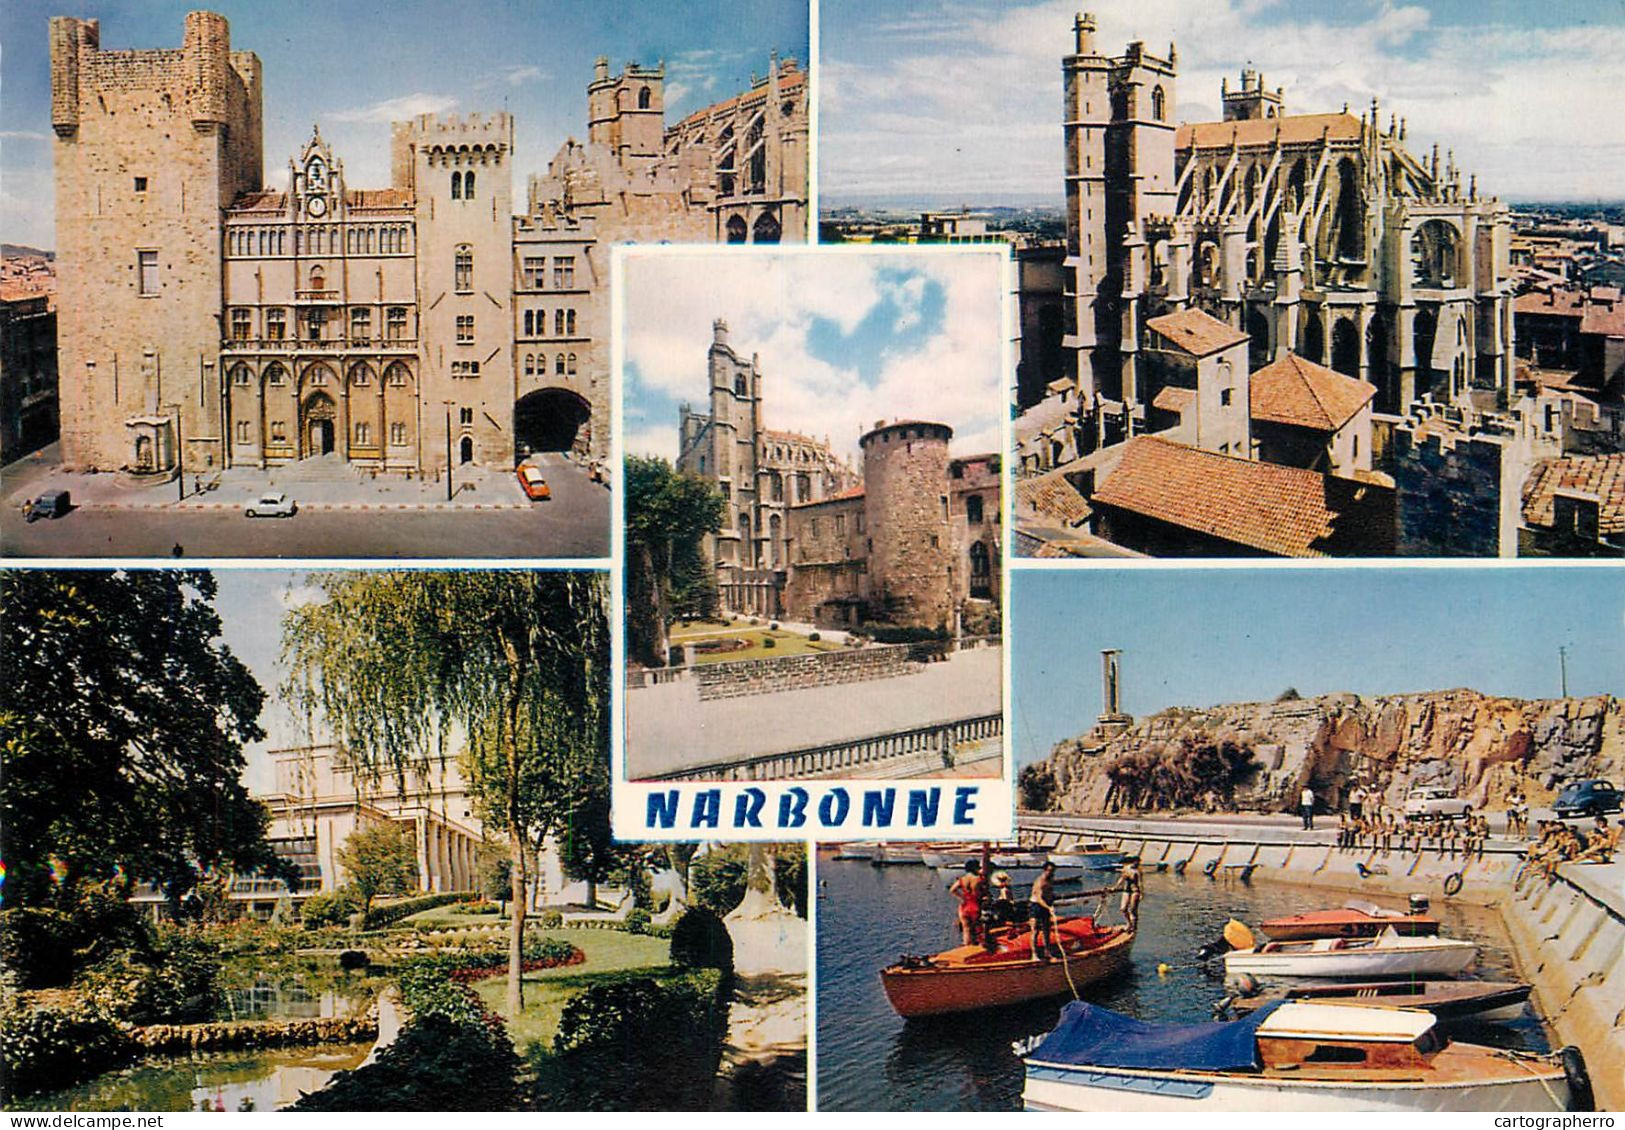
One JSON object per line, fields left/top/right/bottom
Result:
{"left": 821, "top": 0, "right": 1625, "bottom": 204}
{"left": 1011, "top": 566, "right": 1625, "bottom": 768}
{"left": 622, "top": 249, "right": 1006, "bottom": 464}
{"left": 0, "top": 0, "right": 809, "bottom": 248}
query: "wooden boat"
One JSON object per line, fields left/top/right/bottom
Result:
{"left": 1229, "top": 979, "right": 1531, "bottom": 1023}
{"left": 921, "top": 842, "right": 1021, "bottom": 869}
{"left": 872, "top": 843, "right": 926, "bottom": 865}
{"left": 833, "top": 844, "right": 878, "bottom": 861}
{"left": 1261, "top": 899, "right": 1441, "bottom": 941}
{"left": 1224, "top": 928, "right": 1477, "bottom": 981}
{"left": 1021, "top": 1001, "right": 1586, "bottom": 1111}
{"left": 881, "top": 917, "right": 1133, "bottom": 1019}
{"left": 1049, "top": 841, "right": 1128, "bottom": 871}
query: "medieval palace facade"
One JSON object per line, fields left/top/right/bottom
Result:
{"left": 50, "top": 11, "right": 807, "bottom": 477}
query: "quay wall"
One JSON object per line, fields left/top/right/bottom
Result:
{"left": 1020, "top": 815, "right": 1625, "bottom": 1110}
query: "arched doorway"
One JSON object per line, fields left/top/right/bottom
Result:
{"left": 1245, "top": 307, "right": 1271, "bottom": 370}
{"left": 514, "top": 388, "right": 592, "bottom": 456}
{"left": 460, "top": 435, "right": 473, "bottom": 464}
{"left": 1367, "top": 314, "right": 1394, "bottom": 411}
{"left": 725, "top": 215, "right": 748, "bottom": 244}
{"left": 302, "top": 391, "right": 337, "bottom": 457}
{"left": 1301, "top": 313, "right": 1325, "bottom": 365}
{"left": 1413, "top": 307, "right": 1439, "bottom": 399}
{"left": 1330, "top": 318, "right": 1360, "bottom": 378}
{"left": 753, "top": 211, "right": 781, "bottom": 244}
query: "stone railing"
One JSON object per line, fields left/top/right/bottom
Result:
{"left": 626, "top": 665, "right": 694, "bottom": 689}
{"left": 648, "top": 711, "right": 1003, "bottom": 781}
{"left": 131, "top": 1014, "right": 377, "bottom": 1054}
{"left": 694, "top": 643, "right": 917, "bottom": 701}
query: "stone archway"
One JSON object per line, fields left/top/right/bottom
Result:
{"left": 301, "top": 391, "right": 338, "bottom": 457}
{"left": 753, "top": 211, "right": 781, "bottom": 244}
{"left": 515, "top": 387, "right": 592, "bottom": 457}
{"left": 1330, "top": 317, "right": 1361, "bottom": 378}
{"left": 459, "top": 435, "right": 474, "bottom": 464}
{"left": 726, "top": 215, "right": 749, "bottom": 244}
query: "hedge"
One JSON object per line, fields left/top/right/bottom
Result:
{"left": 363, "top": 892, "right": 477, "bottom": 930}
{"left": 0, "top": 1004, "right": 138, "bottom": 1098}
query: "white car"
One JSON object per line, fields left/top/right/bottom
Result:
{"left": 1403, "top": 786, "right": 1471, "bottom": 821}
{"left": 245, "top": 491, "right": 297, "bottom": 518}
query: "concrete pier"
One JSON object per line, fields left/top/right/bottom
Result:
{"left": 1021, "top": 813, "right": 1625, "bottom": 1110}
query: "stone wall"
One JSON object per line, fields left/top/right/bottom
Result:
{"left": 694, "top": 644, "right": 918, "bottom": 700}
{"left": 861, "top": 422, "right": 953, "bottom": 628}
{"left": 1042, "top": 688, "right": 1624, "bottom": 815}
{"left": 131, "top": 1014, "right": 376, "bottom": 1054}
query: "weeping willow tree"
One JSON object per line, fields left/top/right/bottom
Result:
{"left": 281, "top": 570, "right": 609, "bottom": 1018}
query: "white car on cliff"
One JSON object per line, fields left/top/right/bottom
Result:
{"left": 1403, "top": 785, "right": 1472, "bottom": 821}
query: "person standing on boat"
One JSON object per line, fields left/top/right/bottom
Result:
{"left": 949, "top": 860, "right": 985, "bottom": 946}
{"left": 1029, "top": 861, "right": 1058, "bottom": 961}
{"left": 1299, "top": 784, "right": 1316, "bottom": 830}
{"left": 1112, "top": 858, "right": 1143, "bottom": 933}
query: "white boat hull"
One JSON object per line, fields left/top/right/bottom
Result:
{"left": 1050, "top": 852, "right": 1127, "bottom": 871}
{"left": 1225, "top": 941, "right": 1477, "bottom": 981}
{"left": 1023, "top": 1063, "right": 1569, "bottom": 1112}
{"left": 873, "top": 844, "right": 924, "bottom": 865}
{"left": 935, "top": 863, "right": 1083, "bottom": 887}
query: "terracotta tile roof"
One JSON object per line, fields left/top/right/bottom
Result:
{"left": 1250, "top": 353, "right": 1374, "bottom": 432}
{"left": 1151, "top": 386, "right": 1196, "bottom": 415}
{"left": 231, "top": 190, "right": 286, "bottom": 212}
{"left": 1177, "top": 113, "right": 1362, "bottom": 151}
{"left": 1522, "top": 453, "right": 1625, "bottom": 535}
{"left": 1580, "top": 302, "right": 1625, "bottom": 338}
{"left": 793, "top": 485, "right": 865, "bottom": 507}
{"left": 1015, "top": 464, "right": 1092, "bottom": 527}
{"left": 1091, "top": 435, "right": 1392, "bottom": 557}
{"left": 346, "top": 188, "right": 413, "bottom": 209}
{"left": 673, "top": 68, "right": 805, "bottom": 131}
{"left": 1145, "top": 308, "right": 1249, "bottom": 358}
{"left": 1515, "top": 290, "right": 1586, "bottom": 318}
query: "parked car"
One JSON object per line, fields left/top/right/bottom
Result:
{"left": 25, "top": 489, "right": 71, "bottom": 522}
{"left": 1403, "top": 786, "right": 1472, "bottom": 820}
{"left": 1553, "top": 779, "right": 1622, "bottom": 819}
{"left": 517, "top": 465, "right": 551, "bottom": 501}
{"left": 245, "top": 491, "right": 297, "bottom": 518}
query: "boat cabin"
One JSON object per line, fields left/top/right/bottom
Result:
{"left": 1256, "top": 1004, "right": 1441, "bottom": 1076}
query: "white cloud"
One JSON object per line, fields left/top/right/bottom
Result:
{"left": 502, "top": 65, "right": 544, "bottom": 86}
{"left": 330, "top": 93, "right": 459, "bottom": 124}
{"left": 0, "top": 131, "right": 50, "bottom": 142}
{"left": 822, "top": 0, "right": 1625, "bottom": 202}
{"left": 622, "top": 251, "right": 1005, "bottom": 466}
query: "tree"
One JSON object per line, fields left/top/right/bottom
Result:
{"left": 0, "top": 570, "right": 274, "bottom": 908}
{"left": 1017, "top": 760, "right": 1058, "bottom": 812}
{"left": 337, "top": 821, "right": 418, "bottom": 915}
{"left": 282, "top": 571, "right": 609, "bottom": 1019}
{"left": 556, "top": 776, "right": 623, "bottom": 909}
{"left": 625, "top": 456, "right": 724, "bottom": 667}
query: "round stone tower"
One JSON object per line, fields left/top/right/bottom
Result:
{"left": 860, "top": 419, "right": 954, "bottom": 629}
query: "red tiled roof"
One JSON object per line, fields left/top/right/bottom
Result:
{"left": 1522, "top": 453, "right": 1625, "bottom": 535}
{"left": 1091, "top": 435, "right": 1391, "bottom": 557}
{"left": 1151, "top": 386, "right": 1196, "bottom": 415}
{"left": 1145, "top": 308, "right": 1249, "bottom": 358}
{"left": 1514, "top": 290, "right": 1586, "bottom": 318}
{"left": 1580, "top": 302, "right": 1625, "bottom": 338}
{"left": 1015, "top": 465, "right": 1092, "bottom": 527}
{"left": 347, "top": 188, "right": 412, "bottom": 209}
{"left": 1250, "top": 353, "right": 1374, "bottom": 432}
{"left": 1177, "top": 113, "right": 1362, "bottom": 151}
{"left": 231, "top": 190, "right": 286, "bottom": 212}
{"left": 793, "top": 485, "right": 864, "bottom": 507}
{"left": 673, "top": 68, "right": 805, "bottom": 130}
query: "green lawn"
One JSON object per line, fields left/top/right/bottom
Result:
{"left": 469, "top": 928, "right": 674, "bottom": 1052}
{"left": 683, "top": 628, "right": 840, "bottom": 664}
{"left": 401, "top": 903, "right": 508, "bottom": 929}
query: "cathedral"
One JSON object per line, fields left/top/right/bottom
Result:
{"left": 49, "top": 11, "right": 807, "bottom": 477}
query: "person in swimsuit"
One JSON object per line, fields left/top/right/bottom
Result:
{"left": 1113, "top": 858, "right": 1143, "bottom": 933}
{"left": 948, "top": 860, "right": 984, "bottom": 946}
{"left": 1029, "top": 861, "right": 1057, "bottom": 961}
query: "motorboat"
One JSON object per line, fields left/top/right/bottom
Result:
{"left": 833, "top": 844, "right": 878, "bottom": 861}
{"left": 1228, "top": 979, "right": 1531, "bottom": 1024}
{"left": 1260, "top": 899, "right": 1441, "bottom": 941}
{"left": 1048, "top": 840, "right": 1128, "bottom": 871}
{"left": 872, "top": 843, "right": 926, "bottom": 866}
{"left": 920, "top": 842, "right": 1022, "bottom": 869}
{"left": 1223, "top": 927, "right": 1477, "bottom": 982}
{"left": 934, "top": 859, "right": 1083, "bottom": 887}
{"left": 881, "top": 917, "right": 1133, "bottom": 1019}
{"left": 1020, "top": 1000, "right": 1588, "bottom": 1111}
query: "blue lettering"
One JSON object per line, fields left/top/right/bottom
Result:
{"left": 952, "top": 786, "right": 978, "bottom": 826}
{"left": 646, "top": 790, "right": 681, "bottom": 829}
{"left": 818, "top": 788, "right": 851, "bottom": 827}
{"left": 733, "top": 787, "right": 766, "bottom": 828}
{"left": 691, "top": 788, "right": 722, "bottom": 829}
{"left": 906, "top": 788, "right": 941, "bottom": 826}
{"left": 778, "top": 787, "right": 809, "bottom": 828}
{"left": 862, "top": 788, "right": 897, "bottom": 827}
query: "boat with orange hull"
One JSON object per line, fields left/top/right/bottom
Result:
{"left": 881, "top": 917, "right": 1134, "bottom": 1019}
{"left": 1260, "top": 900, "right": 1440, "bottom": 941}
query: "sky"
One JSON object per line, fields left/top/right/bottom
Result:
{"left": 1011, "top": 566, "right": 1625, "bottom": 768}
{"left": 621, "top": 248, "right": 1006, "bottom": 465}
{"left": 0, "top": 0, "right": 809, "bottom": 249}
{"left": 820, "top": 0, "right": 1625, "bottom": 205}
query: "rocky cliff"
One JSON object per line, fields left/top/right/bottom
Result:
{"left": 1042, "top": 689, "right": 1623, "bottom": 814}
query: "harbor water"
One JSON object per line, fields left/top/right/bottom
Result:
{"left": 815, "top": 854, "right": 1551, "bottom": 1111}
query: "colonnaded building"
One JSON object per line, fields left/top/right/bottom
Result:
{"left": 1014, "top": 13, "right": 1614, "bottom": 557}
{"left": 676, "top": 320, "right": 1002, "bottom": 628}
{"left": 49, "top": 11, "right": 807, "bottom": 477}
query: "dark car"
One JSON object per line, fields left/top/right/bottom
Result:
{"left": 1553, "top": 779, "right": 1622, "bottom": 819}
{"left": 25, "top": 489, "right": 71, "bottom": 522}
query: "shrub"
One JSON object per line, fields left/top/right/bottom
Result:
{"left": 80, "top": 933, "right": 222, "bottom": 1026}
{"left": 762, "top": 636, "right": 776, "bottom": 649}
{"left": 300, "top": 888, "right": 363, "bottom": 930}
{"left": 860, "top": 623, "right": 949, "bottom": 644}
{"left": 338, "top": 949, "right": 371, "bottom": 971}
{"left": 537, "top": 971, "right": 727, "bottom": 1110}
{"left": 624, "top": 908, "right": 651, "bottom": 935}
{"left": 808, "top": 632, "right": 821, "bottom": 642}
{"left": 0, "top": 908, "right": 81, "bottom": 989}
{"left": 669, "top": 906, "right": 733, "bottom": 972}
{"left": 538, "top": 909, "right": 564, "bottom": 929}
{"left": 292, "top": 1012, "right": 519, "bottom": 1111}
{"left": 463, "top": 900, "right": 500, "bottom": 915}
{"left": 363, "top": 892, "right": 475, "bottom": 930}
{"left": 0, "top": 1004, "right": 137, "bottom": 1098}
{"left": 769, "top": 622, "right": 779, "bottom": 631}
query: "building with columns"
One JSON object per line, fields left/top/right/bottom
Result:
{"left": 49, "top": 10, "right": 807, "bottom": 477}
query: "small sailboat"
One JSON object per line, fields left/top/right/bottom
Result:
{"left": 881, "top": 916, "right": 1134, "bottom": 1019}
{"left": 1223, "top": 925, "right": 1477, "bottom": 982}
{"left": 1227, "top": 979, "right": 1531, "bottom": 1024}
{"left": 1260, "top": 899, "right": 1441, "bottom": 941}
{"left": 1020, "top": 1001, "right": 1589, "bottom": 1112}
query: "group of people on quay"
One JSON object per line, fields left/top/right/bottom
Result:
{"left": 1335, "top": 810, "right": 1495, "bottom": 859}
{"left": 1524, "top": 815, "right": 1620, "bottom": 880}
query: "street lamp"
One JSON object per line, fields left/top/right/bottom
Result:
{"left": 169, "top": 403, "right": 185, "bottom": 502}
{"left": 444, "top": 402, "right": 454, "bottom": 502}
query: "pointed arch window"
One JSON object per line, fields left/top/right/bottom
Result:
{"left": 454, "top": 246, "right": 473, "bottom": 292}
{"left": 463, "top": 170, "right": 475, "bottom": 198}
{"left": 451, "top": 171, "right": 462, "bottom": 199}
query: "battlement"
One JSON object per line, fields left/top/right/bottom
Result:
{"left": 398, "top": 111, "right": 514, "bottom": 144}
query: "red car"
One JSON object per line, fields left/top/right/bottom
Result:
{"left": 517, "top": 464, "right": 551, "bottom": 500}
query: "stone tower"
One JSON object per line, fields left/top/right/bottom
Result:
{"left": 587, "top": 57, "right": 666, "bottom": 171}
{"left": 1063, "top": 13, "right": 1177, "bottom": 420}
{"left": 393, "top": 112, "right": 515, "bottom": 470}
{"left": 1222, "top": 68, "right": 1285, "bottom": 121}
{"left": 51, "top": 11, "right": 263, "bottom": 472}
{"left": 860, "top": 420, "right": 954, "bottom": 629}
{"left": 703, "top": 318, "right": 764, "bottom": 568}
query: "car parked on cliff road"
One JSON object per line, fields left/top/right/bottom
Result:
{"left": 1553, "top": 780, "right": 1622, "bottom": 819}
{"left": 1404, "top": 786, "right": 1472, "bottom": 820}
